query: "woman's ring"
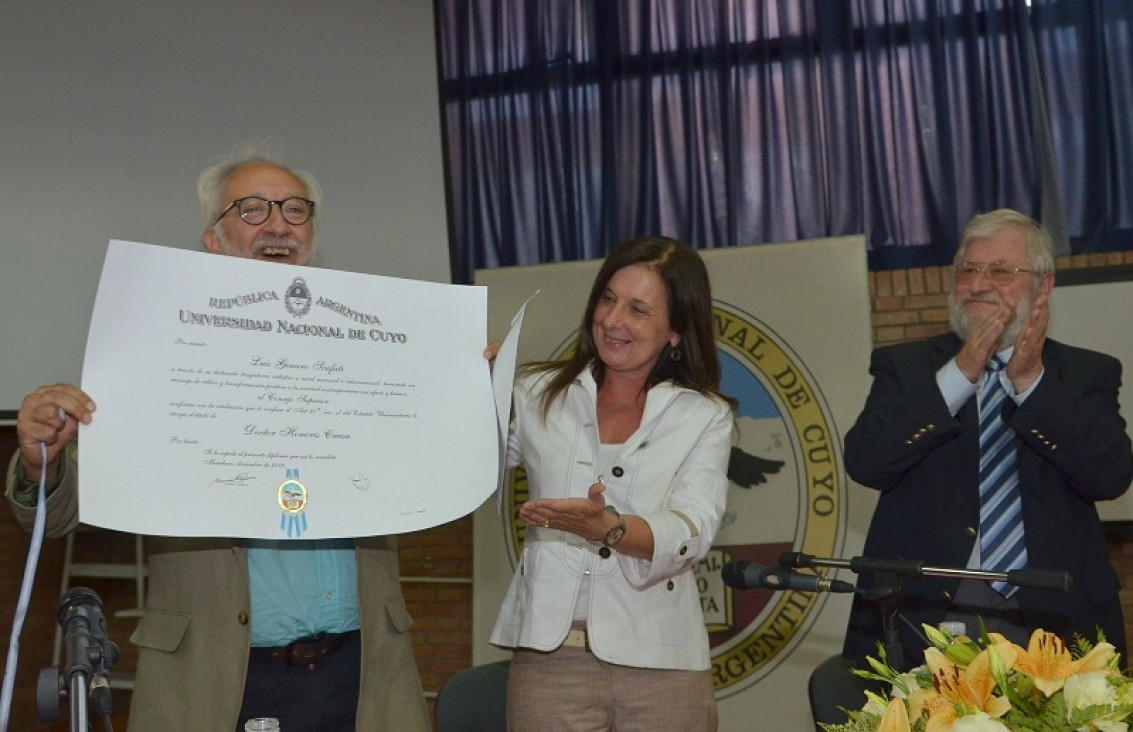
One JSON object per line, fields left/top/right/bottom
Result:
{"left": 542, "top": 519, "right": 551, "bottom": 528}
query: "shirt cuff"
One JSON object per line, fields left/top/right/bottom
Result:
{"left": 1007, "top": 367, "right": 1044, "bottom": 404}
{"left": 936, "top": 358, "right": 977, "bottom": 416}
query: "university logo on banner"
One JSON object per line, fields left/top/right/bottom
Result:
{"left": 499, "top": 300, "right": 847, "bottom": 696}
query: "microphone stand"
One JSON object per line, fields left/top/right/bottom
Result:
{"left": 856, "top": 568, "right": 907, "bottom": 670}
{"left": 780, "top": 552, "right": 1073, "bottom": 669}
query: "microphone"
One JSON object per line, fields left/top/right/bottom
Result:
{"left": 57, "top": 587, "right": 119, "bottom": 721}
{"left": 721, "top": 561, "right": 855, "bottom": 593}
{"left": 58, "top": 587, "right": 116, "bottom": 674}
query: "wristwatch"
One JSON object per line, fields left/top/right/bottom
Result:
{"left": 601, "top": 505, "right": 627, "bottom": 548}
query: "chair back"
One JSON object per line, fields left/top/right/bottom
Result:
{"left": 435, "top": 659, "right": 511, "bottom": 732}
{"left": 808, "top": 654, "right": 875, "bottom": 730}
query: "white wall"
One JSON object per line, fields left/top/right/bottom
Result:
{"left": 0, "top": 1, "right": 451, "bottom": 412}
{"left": 1048, "top": 279, "right": 1133, "bottom": 520}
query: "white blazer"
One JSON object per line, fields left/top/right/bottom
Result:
{"left": 490, "top": 366, "right": 734, "bottom": 670}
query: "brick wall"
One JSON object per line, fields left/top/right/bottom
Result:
{"left": 2, "top": 250, "right": 1131, "bottom": 728}
{"left": 400, "top": 520, "right": 474, "bottom": 701}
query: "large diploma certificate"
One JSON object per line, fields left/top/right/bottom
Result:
{"left": 79, "top": 240, "right": 501, "bottom": 538}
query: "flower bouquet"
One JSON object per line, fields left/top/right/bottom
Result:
{"left": 821, "top": 625, "right": 1133, "bottom": 732}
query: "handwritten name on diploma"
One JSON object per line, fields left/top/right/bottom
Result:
{"left": 249, "top": 355, "right": 346, "bottom": 374}
{"left": 243, "top": 425, "right": 353, "bottom": 440}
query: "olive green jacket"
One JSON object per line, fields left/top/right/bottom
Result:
{"left": 6, "top": 451, "right": 430, "bottom": 731}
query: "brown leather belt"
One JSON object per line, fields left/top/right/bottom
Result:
{"left": 250, "top": 630, "right": 359, "bottom": 667}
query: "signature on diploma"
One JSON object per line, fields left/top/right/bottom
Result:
{"left": 211, "top": 472, "right": 257, "bottom": 487}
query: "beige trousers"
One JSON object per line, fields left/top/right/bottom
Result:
{"left": 506, "top": 646, "right": 717, "bottom": 731}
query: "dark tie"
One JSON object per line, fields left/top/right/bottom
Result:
{"left": 978, "top": 356, "right": 1027, "bottom": 597}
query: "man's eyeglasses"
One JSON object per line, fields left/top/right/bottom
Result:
{"left": 954, "top": 261, "right": 1040, "bottom": 286}
{"left": 214, "top": 196, "right": 315, "bottom": 226}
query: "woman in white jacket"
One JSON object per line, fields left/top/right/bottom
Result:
{"left": 492, "top": 236, "right": 736, "bottom": 731}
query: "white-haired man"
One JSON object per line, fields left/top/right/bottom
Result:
{"left": 842, "top": 208, "right": 1132, "bottom": 670}
{"left": 8, "top": 149, "right": 433, "bottom": 730}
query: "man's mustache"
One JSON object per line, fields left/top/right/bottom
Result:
{"left": 960, "top": 295, "right": 1003, "bottom": 307}
{"left": 251, "top": 236, "right": 303, "bottom": 256}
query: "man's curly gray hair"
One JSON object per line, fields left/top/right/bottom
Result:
{"left": 197, "top": 141, "right": 323, "bottom": 233}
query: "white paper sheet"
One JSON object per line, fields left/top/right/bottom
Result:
{"left": 491, "top": 290, "right": 540, "bottom": 506}
{"left": 79, "top": 240, "right": 513, "bottom": 538}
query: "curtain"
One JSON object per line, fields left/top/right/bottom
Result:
{"left": 437, "top": 0, "right": 1132, "bottom": 283}
{"left": 1030, "top": 0, "right": 1133, "bottom": 254}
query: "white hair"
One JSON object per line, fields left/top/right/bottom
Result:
{"left": 196, "top": 141, "right": 323, "bottom": 235}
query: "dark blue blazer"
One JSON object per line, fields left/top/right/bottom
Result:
{"left": 842, "top": 333, "right": 1132, "bottom": 669}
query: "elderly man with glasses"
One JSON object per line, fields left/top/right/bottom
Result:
{"left": 841, "top": 208, "right": 1132, "bottom": 671}
{"left": 7, "top": 149, "right": 433, "bottom": 731}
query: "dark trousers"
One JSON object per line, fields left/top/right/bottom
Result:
{"left": 237, "top": 631, "right": 361, "bottom": 732}
{"left": 942, "top": 578, "right": 1028, "bottom": 645}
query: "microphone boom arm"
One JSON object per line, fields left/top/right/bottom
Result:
{"left": 779, "top": 552, "right": 1073, "bottom": 592}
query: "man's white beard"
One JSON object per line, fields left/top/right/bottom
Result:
{"left": 214, "top": 227, "right": 315, "bottom": 265}
{"left": 948, "top": 290, "right": 1031, "bottom": 350}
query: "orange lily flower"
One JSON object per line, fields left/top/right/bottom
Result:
{"left": 1009, "top": 629, "right": 1117, "bottom": 697}
{"left": 921, "top": 645, "right": 1013, "bottom": 730}
{"left": 877, "top": 697, "right": 911, "bottom": 732}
